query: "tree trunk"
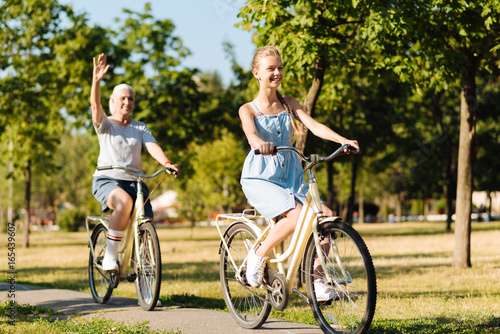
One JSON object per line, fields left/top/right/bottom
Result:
{"left": 294, "top": 55, "right": 326, "bottom": 153}
{"left": 359, "top": 188, "right": 365, "bottom": 224}
{"left": 326, "top": 160, "right": 338, "bottom": 214}
{"left": 487, "top": 191, "right": 492, "bottom": 221}
{"left": 23, "top": 159, "right": 31, "bottom": 248}
{"left": 396, "top": 192, "right": 403, "bottom": 223}
{"left": 444, "top": 137, "right": 455, "bottom": 231}
{"left": 346, "top": 158, "right": 358, "bottom": 224}
{"left": 453, "top": 64, "right": 477, "bottom": 269}
{"left": 8, "top": 140, "right": 14, "bottom": 226}
{"left": 445, "top": 165, "right": 455, "bottom": 231}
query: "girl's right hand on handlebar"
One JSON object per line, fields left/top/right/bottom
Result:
{"left": 343, "top": 139, "right": 360, "bottom": 153}
{"left": 257, "top": 142, "right": 276, "bottom": 155}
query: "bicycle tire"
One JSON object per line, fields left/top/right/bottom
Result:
{"left": 220, "top": 222, "right": 272, "bottom": 329}
{"left": 304, "top": 221, "right": 376, "bottom": 334}
{"left": 88, "top": 223, "right": 113, "bottom": 304}
{"left": 134, "top": 221, "right": 162, "bottom": 311}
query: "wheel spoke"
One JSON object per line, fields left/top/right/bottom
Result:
{"left": 304, "top": 222, "right": 376, "bottom": 333}
{"left": 135, "top": 222, "right": 161, "bottom": 310}
{"left": 220, "top": 223, "right": 271, "bottom": 329}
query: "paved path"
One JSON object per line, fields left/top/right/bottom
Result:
{"left": 0, "top": 283, "right": 323, "bottom": 334}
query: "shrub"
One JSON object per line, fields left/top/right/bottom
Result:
{"left": 57, "top": 208, "right": 86, "bottom": 232}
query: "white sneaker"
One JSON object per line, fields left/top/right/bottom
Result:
{"left": 101, "top": 252, "right": 118, "bottom": 272}
{"left": 246, "top": 249, "right": 268, "bottom": 288}
{"left": 314, "top": 280, "right": 335, "bottom": 302}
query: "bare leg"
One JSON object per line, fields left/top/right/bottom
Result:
{"left": 314, "top": 204, "right": 334, "bottom": 276}
{"left": 107, "top": 188, "right": 133, "bottom": 231}
{"left": 256, "top": 202, "right": 303, "bottom": 257}
{"left": 102, "top": 188, "right": 133, "bottom": 270}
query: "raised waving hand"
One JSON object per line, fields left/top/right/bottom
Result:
{"left": 93, "top": 53, "right": 110, "bottom": 82}
{"left": 91, "top": 53, "right": 110, "bottom": 127}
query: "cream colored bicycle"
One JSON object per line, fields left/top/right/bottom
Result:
{"left": 217, "top": 144, "right": 376, "bottom": 334}
{"left": 86, "top": 165, "right": 176, "bottom": 311}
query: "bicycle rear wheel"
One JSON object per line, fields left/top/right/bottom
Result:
{"left": 304, "top": 221, "right": 376, "bottom": 334}
{"left": 134, "top": 221, "right": 162, "bottom": 311}
{"left": 220, "top": 222, "right": 271, "bottom": 329}
{"left": 89, "top": 223, "right": 113, "bottom": 304}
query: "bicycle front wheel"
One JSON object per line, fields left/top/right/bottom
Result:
{"left": 134, "top": 221, "right": 162, "bottom": 311}
{"left": 220, "top": 222, "right": 271, "bottom": 329}
{"left": 304, "top": 221, "right": 376, "bottom": 334}
{"left": 89, "top": 223, "right": 113, "bottom": 304}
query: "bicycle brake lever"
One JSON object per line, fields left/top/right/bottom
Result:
{"left": 165, "top": 167, "right": 178, "bottom": 176}
{"left": 346, "top": 145, "right": 360, "bottom": 154}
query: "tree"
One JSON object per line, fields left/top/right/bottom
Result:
{"left": 1, "top": 0, "right": 72, "bottom": 246}
{"left": 238, "top": 0, "right": 372, "bottom": 153}
{"left": 105, "top": 4, "right": 204, "bottom": 155}
{"left": 177, "top": 132, "right": 247, "bottom": 226}
{"left": 364, "top": 0, "right": 500, "bottom": 268}
{"left": 0, "top": 0, "right": 109, "bottom": 245}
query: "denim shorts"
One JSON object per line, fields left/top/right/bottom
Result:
{"left": 92, "top": 176, "right": 154, "bottom": 218}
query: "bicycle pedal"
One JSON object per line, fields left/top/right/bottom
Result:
{"left": 109, "top": 272, "right": 120, "bottom": 289}
{"left": 125, "top": 274, "right": 137, "bottom": 282}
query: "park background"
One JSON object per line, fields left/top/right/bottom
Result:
{"left": 1, "top": 0, "right": 500, "bottom": 333}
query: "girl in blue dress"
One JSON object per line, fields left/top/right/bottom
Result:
{"left": 239, "top": 46, "right": 359, "bottom": 301}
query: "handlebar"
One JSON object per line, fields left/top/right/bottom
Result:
{"left": 254, "top": 144, "right": 360, "bottom": 167}
{"left": 96, "top": 165, "right": 178, "bottom": 178}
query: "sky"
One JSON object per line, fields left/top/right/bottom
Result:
{"left": 63, "top": 0, "right": 255, "bottom": 86}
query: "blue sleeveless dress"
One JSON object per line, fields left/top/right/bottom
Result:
{"left": 240, "top": 102, "right": 308, "bottom": 219}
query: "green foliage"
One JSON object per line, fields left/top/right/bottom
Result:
{"left": 57, "top": 208, "right": 86, "bottom": 232}
{"left": 238, "top": 0, "right": 372, "bottom": 92}
{"left": 177, "top": 132, "right": 247, "bottom": 224}
{"left": 103, "top": 4, "right": 203, "bottom": 153}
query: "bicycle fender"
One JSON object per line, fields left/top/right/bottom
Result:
{"left": 218, "top": 220, "right": 263, "bottom": 254}
{"left": 318, "top": 216, "right": 343, "bottom": 226}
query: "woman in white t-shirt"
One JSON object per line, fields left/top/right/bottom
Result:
{"left": 90, "top": 53, "right": 180, "bottom": 271}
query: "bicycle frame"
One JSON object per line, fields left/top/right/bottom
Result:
{"left": 86, "top": 166, "right": 170, "bottom": 278}
{"left": 217, "top": 144, "right": 355, "bottom": 295}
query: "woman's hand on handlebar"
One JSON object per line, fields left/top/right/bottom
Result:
{"left": 257, "top": 142, "right": 276, "bottom": 156}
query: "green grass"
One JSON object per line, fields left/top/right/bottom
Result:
{"left": 1, "top": 221, "right": 500, "bottom": 333}
{"left": 0, "top": 300, "right": 180, "bottom": 333}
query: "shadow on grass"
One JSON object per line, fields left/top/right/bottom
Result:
{"left": 370, "top": 316, "right": 500, "bottom": 333}
{"left": 159, "top": 293, "right": 226, "bottom": 310}
{"left": 1, "top": 266, "right": 89, "bottom": 292}
{"left": 162, "top": 261, "right": 220, "bottom": 282}
{"left": 356, "top": 221, "right": 500, "bottom": 238}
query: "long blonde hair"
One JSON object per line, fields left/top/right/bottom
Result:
{"left": 252, "top": 46, "right": 299, "bottom": 132}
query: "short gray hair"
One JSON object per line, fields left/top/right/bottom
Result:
{"left": 109, "top": 84, "right": 134, "bottom": 115}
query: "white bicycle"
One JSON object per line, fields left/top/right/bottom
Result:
{"left": 86, "top": 166, "right": 176, "bottom": 311}
{"left": 217, "top": 144, "right": 376, "bottom": 334}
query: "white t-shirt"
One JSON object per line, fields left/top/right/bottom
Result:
{"left": 93, "top": 114, "right": 156, "bottom": 181}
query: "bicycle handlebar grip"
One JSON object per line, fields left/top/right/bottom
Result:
{"left": 346, "top": 145, "right": 361, "bottom": 154}
{"left": 254, "top": 147, "right": 278, "bottom": 155}
{"left": 165, "top": 167, "right": 179, "bottom": 177}
{"left": 96, "top": 165, "right": 113, "bottom": 171}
